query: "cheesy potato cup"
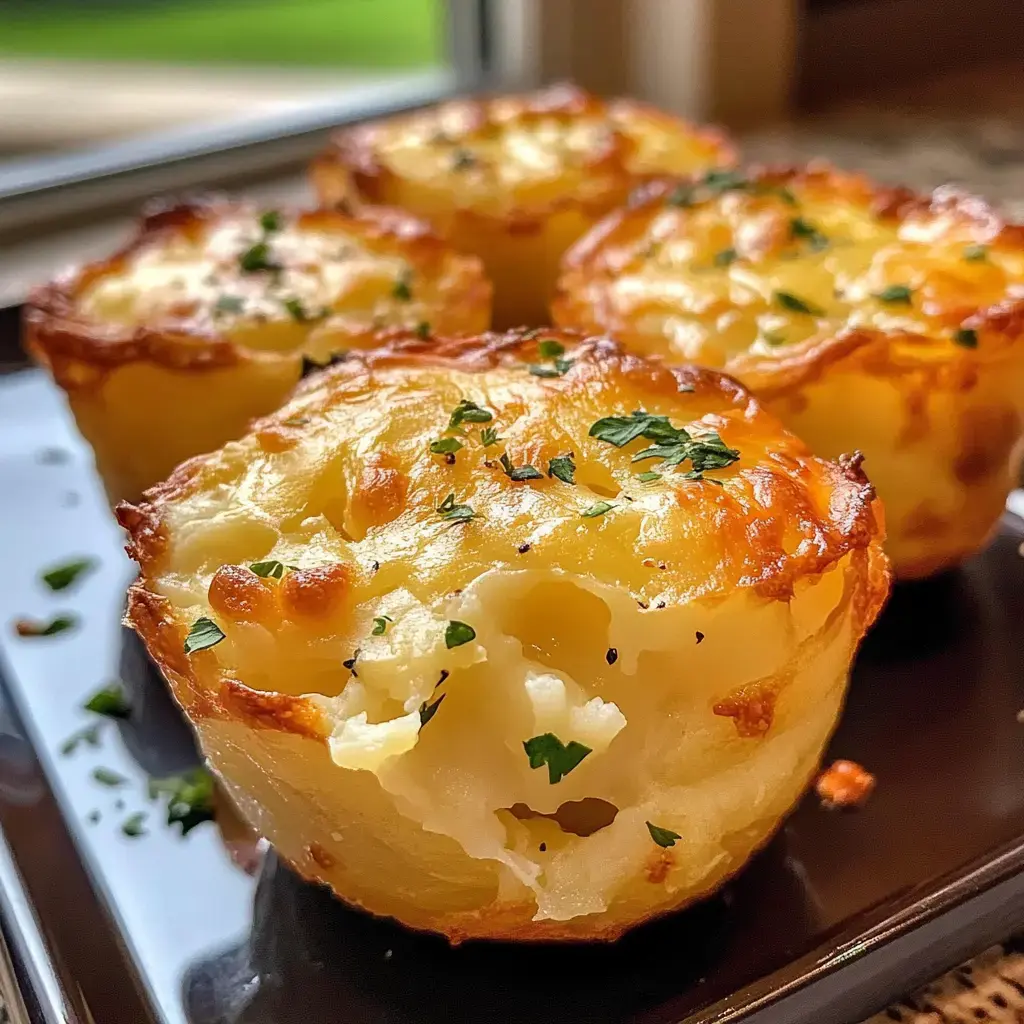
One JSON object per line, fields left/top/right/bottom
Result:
{"left": 554, "top": 166, "right": 1024, "bottom": 578}
{"left": 312, "top": 83, "right": 733, "bottom": 328}
{"left": 25, "top": 197, "right": 491, "bottom": 504}
{"left": 119, "top": 327, "right": 888, "bottom": 942}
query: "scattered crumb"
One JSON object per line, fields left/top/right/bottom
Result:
{"left": 384, "top": 949, "right": 393, "bottom": 961}
{"left": 816, "top": 759, "right": 875, "bottom": 809}
{"left": 36, "top": 447, "right": 70, "bottom": 465}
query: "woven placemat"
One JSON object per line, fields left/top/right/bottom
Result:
{"left": 862, "top": 938, "right": 1024, "bottom": 1023}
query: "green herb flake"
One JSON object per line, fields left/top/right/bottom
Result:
{"left": 249, "top": 560, "right": 287, "bottom": 579}
{"left": 448, "top": 399, "right": 493, "bottom": 430}
{"left": 774, "top": 291, "right": 824, "bottom": 316}
{"left": 529, "top": 359, "right": 574, "bottom": 378}
{"left": 282, "top": 297, "right": 311, "bottom": 322}
{"left": 371, "top": 615, "right": 393, "bottom": 636}
{"left": 415, "top": 320, "right": 431, "bottom": 339}
{"left": 213, "top": 294, "right": 245, "bottom": 315}
{"left": 713, "top": 248, "right": 738, "bottom": 267}
{"left": 581, "top": 501, "right": 615, "bottom": 519}
{"left": 60, "top": 722, "right": 103, "bottom": 756}
{"left": 480, "top": 426, "right": 501, "bottom": 447}
{"left": 84, "top": 683, "right": 131, "bottom": 719}
{"left": 759, "top": 329, "right": 787, "bottom": 346}
{"left": 436, "top": 492, "right": 477, "bottom": 523}
{"left": 874, "top": 284, "right": 914, "bottom": 305}
{"left": 538, "top": 339, "right": 565, "bottom": 359}
{"left": 419, "top": 693, "right": 446, "bottom": 727}
{"left": 149, "top": 768, "right": 215, "bottom": 835}
{"left": 646, "top": 821, "right": 682, "bottom": 847}
{"left": 183, "top": 616, "right": 225, "bottom": 655}
{"left": 451, "top": 148, "right": 476, "bottom": 170}
{"left": 499, "top": 453, "right": 544, "bottom": 481}
{"left": 963, "top": 244, "right": 989, "bottom": 262}
{"left": 238, "top": 241, "right": 279, "bottom": 274}
{"left": 523, "top": 733, "right": 592, "bottom": 784}
{"left": 430, "top": 437, "right": 464, "bottom": 456}
{"left": 41, "top": 557, "right": 96, "bottom": 592}
{"left": 789, "top": 217, "right": 829, "bottom": 250}
{"left": 445, "top": 620, "right": 476, "bottom": 649}
{"left": 637, "top": 471, "right": 662, "bottom": 482}
{"left": 92, "top": 766, "right": 128, "bottom": 788}
{"left": 393, "top": 271, "right": 413, "bottom": 301}
{"left": 121, "top": 812, "right": 148, "bottom": 838}
{"left": 15, "top": 614, "right": 78, "bottom": 638}
{"left": 259, "top": 210, "right": 282, "bottom": 233}
{"left": 547, "top": 454, "right": 576, "bottom": 484}
{"left": 954, "top": 327, "right": 979, "bottom": 348}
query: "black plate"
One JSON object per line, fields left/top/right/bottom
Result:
{"left": 1, "top": 307, "right": 1024, "bottom": 1024}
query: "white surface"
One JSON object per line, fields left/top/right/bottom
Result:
{"left": 0, "top": 368, "right": 255, "bottom": 1024}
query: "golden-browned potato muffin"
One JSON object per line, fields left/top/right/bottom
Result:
{"left": 553, "top": 165, "right": 1024, "bottom": 578}
{"left": 118, "top": 327, "right": 888, "bottom": 942}
{"left": 25, "top": 197, "right": 491, "bottom": 504}
{"left": 311, "top": 83, "right": 733, "bottom": 328}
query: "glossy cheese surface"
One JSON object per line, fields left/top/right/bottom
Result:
{"left": 120, "top": 329, "right": 888, "bottom": 941}
{"left": 555, "top": 167, "right": 1024, "bottom": 367}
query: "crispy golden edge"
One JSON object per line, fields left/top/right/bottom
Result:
{"left": 553, "top": 162, "right": 1024, "bottom": 398}
{"left": 24, "top": 194, "right": 490, "bottom": 383}
{"left": 118, "top": 328, "right": 887, "bottom": 753}
{"left": 312, "top": 83, "right": 736, "bottom": 232}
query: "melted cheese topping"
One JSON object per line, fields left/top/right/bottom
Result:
{"left": 125, "top": 330, "right": 887, "bottom": 937}
{"left": 345, "top": 90, "right": 730, "bottom": 218}
{"left": 555, "top": 172, "right": 1024, "bottom": 367}
{"left": 78, "top": 207, "right": 487, "bottom": 352}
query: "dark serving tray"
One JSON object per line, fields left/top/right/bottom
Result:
{"left": 1, "top": 302, "right": 1024, "bottom": 1024}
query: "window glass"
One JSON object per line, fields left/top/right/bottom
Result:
{"left": 0, "top": 0, "right": 446, "bottom": 169}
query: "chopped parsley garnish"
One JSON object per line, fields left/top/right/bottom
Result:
{"left": 666, "top": 170, "right": 796, "bottom": 209}
{"left": 581, "top": 501, "right": 615, "bottom": 518}
{"left": 238, "top": 241, "right": 279, "bottom": 273}
{"left": 436, "top": 492, "right": 477, "bottom": 523}
{"left": 529, "top": 338, "right": 574, "bottom": 378}
{"left": 637, "top": 471, "right": 661, "bottom": 482}
{"left": 646, "top": 821, "right": 681, "bottom": 847}
{"left": 789, "top": 217, "right": 829, "bottom": 250}
{"left": 954, "top": 327, "right": 978, "bottom": 348}
{"left": 121, "top": 812, "right": 148, "bottom": 838}
{"left": 523, "top": 733, "right": 592, "bottom": 784}
{"left": 448, "top": 399, "right": 493, "bottom": 430}
{"left": 713, "top": 248, "right": 738, "bottom": 267}
{"left": 213, "top": 294, "right": 245, "bottom": 315}
{"left": 760, "top": 329, "right": 787, "bottom": 346}
{"left": 499, "top": 453, "right": 543, "bottom": 481}
{"left": 451, "top": 148, "right": 476, "bottom": 170}
{"left": 547, "top": 454, "right": 576, "bottom": 484}
{"left": 41, "top": 557, "right": 96, "bottom": 592}
{"left": 371, "top": 615, "right": 393, "bottom": 636}
{"left": 149, "top": 768, "right": 215, "bottom": 835}
{"left": 774, "top": 291, "right": 824, "bottom": 316}
{"left": 282, "top": 297, "right": 313, "bottom": 322}
{"left": 589, "top": 410, "right": 739, "bottom": 477}
{"left": 963, "top": 244, "right": 989, "bottom": 262}
{"left": 445, "top": 620, "right": 476, "bottom": 649}
{"left": 250, "top": 560, "right": 287, "bottom": 579}
{"left": 480, "top": 426, "right": 501, "bottom": 447}
{"left": 60, "top": 722, "right": 103, "bottom": 756}
{"left": 259, "top": 210, "right": 282, "bottom": 232}
{"left": 430, "top": 437, "right": 464, "bottom": 456}
{"left": 92, "top": 767, "right": 128, "bottom": 788}
{"left": 84, "top": 683, "right": 131, "bottom": 719}
{"left": 393, "top": 271, "right": 413, "bottom": 301}
{"left": 15, "top": 614, "right": 78, "bottom": 638}
{"left": 415, "top": 320, "right": 431, "bottom": 339}
{"left": 874, "top": 284, "right": 914, "bottom": 305}
{"left": 419, "top": 693, "right": 446, "bottom": 727}
{"left": 183, "top": 616, "right": 225, "bottom": 654}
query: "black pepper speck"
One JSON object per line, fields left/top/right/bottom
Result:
{"left": 605, "top": 648, "right": 618, "bottom": 665}
{"left": 695, "top": 631, "right": 705, "bottom": 644}
{"left": 517, "top": 543, "right": 531, "bottom": 554}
